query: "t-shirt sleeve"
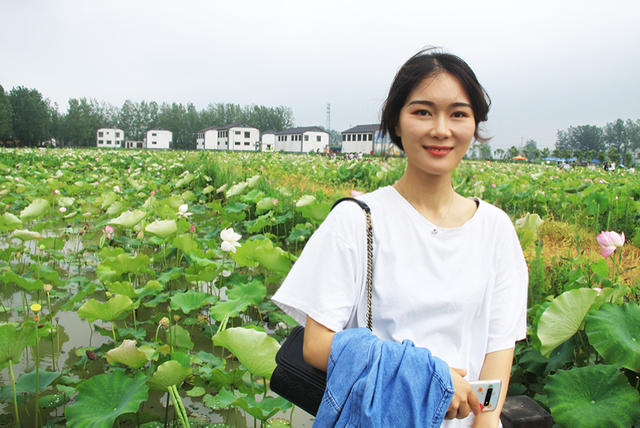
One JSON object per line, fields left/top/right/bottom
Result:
{"left": 272, "top": 202, "right": 367, "bottom": 333}
{"left": 486, "top": 214, "right": 529, "bottom": 354}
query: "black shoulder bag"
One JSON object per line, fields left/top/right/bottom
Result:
{"left": 270, "top": 197, "right": 374, "bottom": 416}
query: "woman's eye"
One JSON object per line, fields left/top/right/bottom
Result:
{"left": 415, "top": 110, "right": 430, "bottom": 116}
{"left": 452, "top": 111, "right": 469, "bottom": 118}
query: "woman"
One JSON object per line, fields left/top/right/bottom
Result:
{"left": 273, "top": 48, "right": 528, "bottom": 427}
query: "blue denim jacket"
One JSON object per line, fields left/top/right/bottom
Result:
{"left": 314, "top": 328, "right": 453, "bottom": 428}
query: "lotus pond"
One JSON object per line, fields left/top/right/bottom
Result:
{"left": 0, "top": 148, "right": 639, "bottom": 428}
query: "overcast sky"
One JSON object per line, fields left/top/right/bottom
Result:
{"left": 2, "top": 0, "right": 639, "bottom": 150}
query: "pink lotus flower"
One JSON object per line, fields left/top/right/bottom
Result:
{"left": 102, "top": 225, "right": 115, "bottom": 240}
{"left": 351, "top": 190, "right": 364, "bottom": 197}
{"left": 53, "top": 189, "right": 61, "bottom": 194}
{"left": 273, "top": 199, "right": 278, "bottom": 206}
{"left": 491, "top": 184, "right": 496, "bottom": 188}
{"left": 597, "top": 231, "right": 625, "bottom": 258}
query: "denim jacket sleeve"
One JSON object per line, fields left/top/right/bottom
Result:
{"left": 314, "top": 328, "right": 454, "bottom": 428}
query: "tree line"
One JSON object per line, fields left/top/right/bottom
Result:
{"left": 467, "top": 119, "right": 640, "bottom": 166}
{"left": 0, "top": 85, "right": 295, "bottom": 149}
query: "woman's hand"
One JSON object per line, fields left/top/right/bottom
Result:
{"left": 446, "top": 367, "right": 482, "bottom": 420}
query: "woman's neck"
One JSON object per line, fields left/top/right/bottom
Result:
{"left": 395, "top": 168, "right": 455, "bottom": 211}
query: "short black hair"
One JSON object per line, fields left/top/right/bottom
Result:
{"left": 380, "top": 47, "right": 491, "bottom": 150}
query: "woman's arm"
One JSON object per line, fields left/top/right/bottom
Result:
{"left": 471, "top": 347, "right": 514, "bottom": 428}
{"left": 303, "top": 315, "right": 335, "bottom": 372}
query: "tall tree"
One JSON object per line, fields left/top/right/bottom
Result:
{"left": 524, "top": 139, "right": 538, "bottom": 160}
{"left": 603, "top": 119, "right": 629, "bottom": 154}
{"left": 64, "top": 98, "right": 103, "bottom": 146}
{"left": 0, "top": 85, "right": 12, "bottom": 142}
{"left": 555, "top": 125, "right": 605, "bottom": 153}
{"left": 8, "top": 86, "right": 50, "bottom": 147}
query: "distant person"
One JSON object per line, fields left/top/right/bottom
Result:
{"left": 604, "top": 162, "right": 610, "bottom": 171}
{"left": 610, "top": 162, "right": 616, "bottom": 171}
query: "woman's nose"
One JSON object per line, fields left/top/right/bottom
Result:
{"left": 430, "top": 115, "right": 451, "bottom": 139}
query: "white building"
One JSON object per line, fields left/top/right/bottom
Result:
{"left": 341, "top": 124, "right": 378, "bottom": 154}
{"left": 272, "top": 127, "right": 329, "bottom": 153}
{"left": 96, "top": 126, "right": 124, "bottom": 148}
{"left": 144, "top": 127, "right": 172, "bottom": 150}
{"left": 260, "top": 130, "right": 276, "bottom": 152}
{"left": 217, "top": 122, "right": 260, "bottom": 151}
{"left": 196, "top": 125, "right": 219, "bottom": 150}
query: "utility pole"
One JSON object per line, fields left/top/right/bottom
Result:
{"left": 326, "top": 104, "right": 331, "bottom": 133}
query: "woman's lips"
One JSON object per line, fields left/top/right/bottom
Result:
{"left": 423, "top": 146, "right": 453, "bottom": 156}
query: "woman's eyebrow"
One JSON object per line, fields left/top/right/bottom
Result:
{"left": 406, "top": 100, "right": 472, "bottom": 108}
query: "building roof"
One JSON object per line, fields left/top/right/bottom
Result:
{"left": 98, "top": 125, "right": 123, "bottom": 130}
{"left": 218, "top": 121, "right": 257, "bottom": 130}
{"left": 197, "top": 125, "right": 219, "bottom": 133}
{"left": 276, "top": 126, "right": 328, "bottom": 135}
{"left": 342, "top": 124, "right": 380, "bottom": 134}
{"left": 261, "top": 130, "right": 276, "bottom": 135}
{"left": 147, "top": 126, "right": 172, "bottom": 132}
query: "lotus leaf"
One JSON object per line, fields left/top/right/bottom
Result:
{"left": 108, "top": 209, "right": 147, "bottom": 229}
{"left": 545, "top": 365, "right": 640, "bottom": 428}
{"left": 264, "top": 418, "right": 292, "bottom": 428}
{"left": 78, "top": 294, "right": 134, "bottom": 323}
{"left": 65, "top": 371, "right": 149, "bottom": 428}
{"left": 97, "top": 253, "right": 154, "bottom": 282}
{"left": 253, "top": 240, "right": 292, "bottom": 274}
{"left": 0, "top": 212, "right": 22, "bottom": 230}
{"left": 256, "top": 197, "right": 276, "bottom": 211}
{"left": 173, "top": 234, "right": 198, "bottom": 253}
{"left": 537, "top": 288, "right": 598, "bottom": 357}
{"left": 226, "top": 182, "right": 248, "bottom": 197}
{"left": 168, "top": 324, "right": 194, "bottom": 351}
{"left": 0, "top": 369, "right": 61, "bottom": 401}
{"left": 100, "top": 192, "right": 118, "bottom": 209}
{"left": 175, "top": 172, "right": 196, "bottom": 188}
{"left": 590, "top": 258, "right": 609, "bottom": 277}
{"left": 209, "top": 279, "right": 267, "bottom": 321}
{"left": 295, "top": 195, "right": 315, "bottom": 207}
{"left": 287, "top": 223, "right": 311, "bottom": 243}
{"left": 296, "top": 199, "right": 331, "bottom": 222}
{"left": 0, "top": 270, "right": 44, "bottom": 291}
{"left": 186, "top": 265, "right": 223, "bottom": 283}
{"left": 170, "top": 289, "right": 217, "bottom": 314}
{"left": 145, "top": 219, "right": 177, "bottom": 239}
{"left": 247, "top": 174, "right": 260, "bottom": 187}
{"left": 231, "top": 238, "right": 263, "bottom": 268}
{"left": 0, "top": 323, "right": 36, "bottom": 365}
{"left": 38, "top": 393, "right": 70, "bottom": 408}
{"left": 147, "top": 360, "right": 192, "bottom": 392}
{"left": 207, "top": 368, "right": 246, "bottom": 390}
{"left": 107, "top": 281, "right": 137, "bottom": 298}
{"left": 20, "top": 198, "right": 49, "bottom": 220}
{"left": 213, "top": 327, "right": 279, "bottom": 379}
{"left": 585, "top": 302, "right": 640, "bottom": 371}
{"left": 216, "top": 387, "right": 292, "bottom": 420}
{"left": 187, "top": 386, "right": 205, "bottom": 397}
{"left": 106, "top": 340, "right": 149, "bottom": 369}
{"left": 11, "top": 229, "right": 42, "bottom": 241}
{"left": 203, "top": 185, "right": 214, "bottom": 194}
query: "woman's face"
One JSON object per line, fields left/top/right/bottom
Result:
{"left": 395, "top": 72, "right": 476, "bottom": 178}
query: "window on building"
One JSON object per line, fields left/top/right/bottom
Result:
{"left": 284, "top": 136, "right": 287, "bottom": 141}
{"left": 152, "top": 141, "right": 157, "bottom": 145}
{"left": 317, "top": 136, "right": 321, "bottom": 142}
{"left": 244, "top": 142, "right": 250, "bottom": 145}
{"left": 107, "top": 140, "right": 112, "bottom": 145}
{"left": 244, "top": 131, "right": 250, "bottom": 138}
{"left": 98, "top": 140, "right": 103, "bottom": 144}
{"left": 305, "top": 135, "right": 309, "bottom": 141}
{"left": 98, "top": 131, "right": 104, "bottom": 137}
{"left": 368, "top": 134, "right": 373, "bottom": 141}
{"left": 357, "top": 134, "right": 362, "bottom": 141}
{"left": 116, "top": 132, "right": 120, "bottom": 137}
{"left": 342, "top": 134, "right": 346, "bottom": 141}
{"left": 152, "top": 133, "right": 157, "bottom": 136}
{"left": 347, "top": 135, "right": 351, "bottom": 141}
{"left": 235, "top": 141, "right": 240, "bottom": 145}
{"left": 235, "top": 131, "right": 241, "bottom": 135}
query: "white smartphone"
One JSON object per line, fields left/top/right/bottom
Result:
{"left": 468, "top": 379, "right": 501, "bottom": 411}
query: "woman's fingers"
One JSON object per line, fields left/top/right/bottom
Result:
{"left": 446, "top": 367, "right": 481, "bottom": 420}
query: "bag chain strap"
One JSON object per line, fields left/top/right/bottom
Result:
{"left": 365, "top": 210, "right": 373, "bottom": 331}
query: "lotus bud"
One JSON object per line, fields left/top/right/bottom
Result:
{"left": 86, "top": 350, "right": 98, "bottom": 360}
{"left": 173, "top": 315, "right": 181, "bottom": 323}
{"left": 159, "top": 317, "right": 170, "bottom": 328}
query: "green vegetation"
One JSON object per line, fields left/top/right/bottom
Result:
{"left": 0, "top": 148, "right": 639, "bottom": 427}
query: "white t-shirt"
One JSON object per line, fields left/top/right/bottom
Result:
{"left": 273, "top": 186, "right": 528, "bottom": 427}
